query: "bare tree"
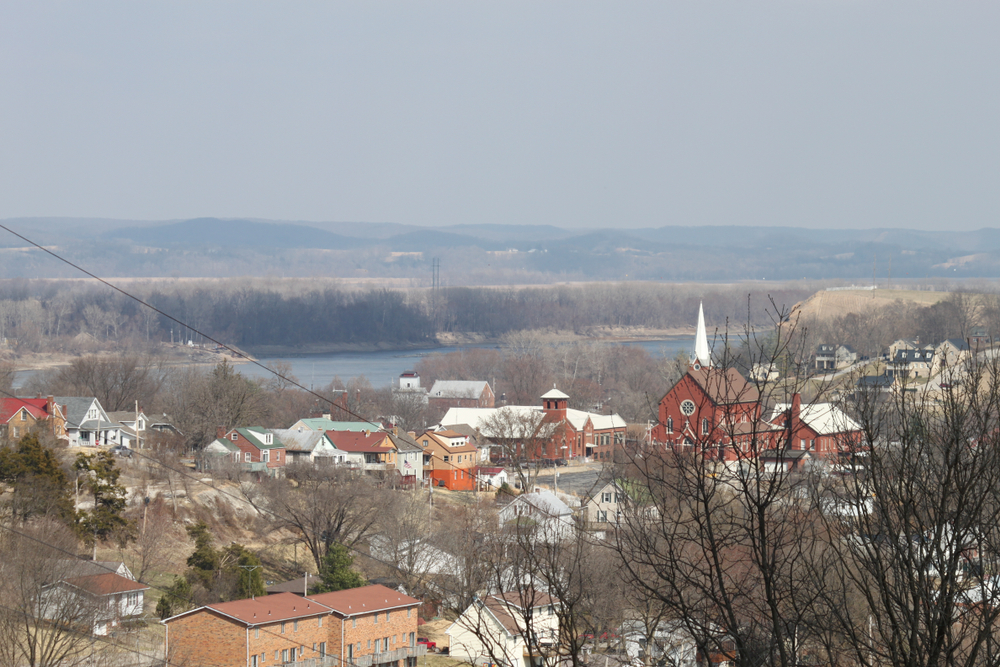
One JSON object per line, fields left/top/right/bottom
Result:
{"left": 814, "top": 358, "right": 1000, "bottom": 667}
{"left": 479, "top": 406, "right": 556, "bottom": 490}
{"left": 0, "top": 521, "right": 98, "bottom": 667}
{"left": 43, "top": 353, "right": 168, "bottom": 412}
{"left": 253, "top": 464, "right": 387, "bottom": 573}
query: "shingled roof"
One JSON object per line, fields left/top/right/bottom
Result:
{"left": 687, "top": 367, "right": 759, "bottom": 405}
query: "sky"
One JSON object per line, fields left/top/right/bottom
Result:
{"left": 1, "top": 2, "right": 997, "bottom": 231}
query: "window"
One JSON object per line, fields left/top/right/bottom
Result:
{"left": 318, "top": 616, "right": 322, "bottom": 628}
{"left": 407, "top": 608, "right": 412, "bottom": 618}
{"left": 666, "top": 417, "right": 673, "bottom": 433}
{"left": 276, "top": 651, "right": 279, "bottom": 661}
{"left": 810, "top": 439, "right": 815, "bottom": 451}
{"left": 276, "top": 451, "right": 281, "bottom": 461}
{"left": 348, "top": 644, "right": 354, "bottom": 659}
{"left": 231, "top": 432, "right": 238, "bottom": 441}
{"left": 548, "top": 605, "right": 554, "bottom": 616}
{"left": 352, "top": 618, "right": 357, "bottom": 628}
{"left": 443, "top": 455, "right": 450, "bottom": 462}
{"left": 245, "top": 452, "right": 251, "bottom": 463}
{"left": 410, "top": 632, "right": 415, "bottom": 646}
{"left": 282, "top": 649, "right": 288, "bottom": 662}
{"left": 262, "top": 451, "right": 269, "bottom": 463}
{"left": 393, "top": 635, "right": 397, "bottom": 644}
{"left": 320, "top": 643, "right": 327, "bottom": 657}
{"left": 281, "top": 622, "right": 286, "bottom": 634}
{"left": 255, "top": 628, "right": 260, "bottom": 638}
{"left": 293, "top": 620, "right": 298, "bottom": 632}
{"left": 375, "top": 639, "right": 381, "bottom": 653}
{"left": 597, "top": 510, "right": 608, "bottom": 522}
{"left": 702, "top": 418, "right": 710, "bottom": 435}
{"left": 386, "top": 611, "right": 390, "bottom": 622}
{"left": 374, "top": 613, "right": 378, "bottom": 624}
{"left": 602, "top": 492, "right": 613, "bottom": 503}
{"left": 368, "top": 640, "right": 371, "bottom": 649}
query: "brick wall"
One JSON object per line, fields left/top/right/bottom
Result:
{"left": 167, "top": 609, "right": 332, "bottom": 667}
{"left": 339, "top": 607, "right": 420, "bottom": 666}
{"left": 167, "top": 609, "right": 247, "bottom": 667}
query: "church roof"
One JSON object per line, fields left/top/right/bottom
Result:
{"left": 688, "top": 367, "right": 759, "bottom": 405}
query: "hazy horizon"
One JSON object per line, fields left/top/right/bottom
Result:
{"left": 2, "top": 2, "right": 997, "bottom": 232}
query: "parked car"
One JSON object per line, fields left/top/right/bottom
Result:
{"left": 110, "top": 445, "right": 133, "bottom": 459}
{"left": 554, "top": 458, "right": 568, "bottom": 467}
{"left": 418, "top": 638, "right": 437, "bottom": 650}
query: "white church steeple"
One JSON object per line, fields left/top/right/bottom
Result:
{"left": 693, "top": 301, "right": 712, "bottom": 368}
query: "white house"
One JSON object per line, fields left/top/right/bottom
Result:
{"left": 42, "top": 561, "right": 147, "bottom": 636}
{"left": 498, "top": 490, "right": 575, "bottom": 543}
{"left": 447, "top": 591, "right": 560, "bottom": 667}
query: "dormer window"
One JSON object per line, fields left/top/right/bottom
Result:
{"left": 264, "top": 433, "right": 273, "bottom": 445}
{"left": 231, "top": 433, "right": 238, "bottom": 441}
{"left": 87, "top": 408, "right": 98, "bottom": 420}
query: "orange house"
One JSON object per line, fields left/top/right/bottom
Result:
{"left": 416, "top": 430, "right": 478, "bottom": 491}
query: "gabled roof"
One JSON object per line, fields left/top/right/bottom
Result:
{"left": 324, "top": 430, "right": 392, "bottom": 454}
{"left": 54, "top": 397, "right": 107, "bottom": 429}
{"left": 686, "top": 367, "right": 759, "bottom": 405}
{"left": 769, "top": 402, "right": 861, "bottom": 435}
{"left": 940, "top": 338, "right": 970, "bottom": 352}
{"left": 269, "top": 428, "right": 324, "bottom": 453}
{"left": 0, "top": 397, "right": 51, "bottom": 423}
{"left": 62, "top": 573, "right": 148, "bottom": 596}
{"left": 308, "top": 584, "right": 419, "bottom": 616}
{"left": 504, "top": 490, "right": 572, "bottom": 517}
{"left": 166, "top": 591, "right": 332, "bottom": 626}
{"left": 417, "top": 430, "right": 478, "bottom": 453}
{"left": 429, "top": 380, "right": 490, "bottom": 398}
{"left": 234, "top": 427, "right": 284, "bottom": 450}
{"left": 388, "top": 431, "right": 423, "bottom": 453}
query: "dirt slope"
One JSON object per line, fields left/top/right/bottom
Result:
{"left": 791, "top": 289, "right": 948, "bottom": 323}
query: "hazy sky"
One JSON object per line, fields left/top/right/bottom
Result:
{"left": 1, "top": 2, "right": 997, "bottom": 231}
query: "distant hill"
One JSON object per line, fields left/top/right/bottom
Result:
{"left": 103, "top": 218, "right": 367, "bottom": 250}
{"left": 4, "top": 217, "right": 1000, "bottom": 282}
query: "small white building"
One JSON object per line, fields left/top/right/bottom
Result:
{"left": 447, "top": 591, "right": 560, "bottom": 667}
{"left": 498, "top": 490, "right": 575, "bottom": 543}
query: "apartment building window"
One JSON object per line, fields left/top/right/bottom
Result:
{"left": 410, "top": 632, "right": 415, "bottom": 646}
{"left": 352, "top": 617, "right": 357, "bottom": 628}
{"left": 318, "top": 616, "right": 323, "bottom": 628}
{"left": 254, "top": 628, "right": 260, "bottom": 638}
{"left": 293, "top": 620, "right": 298, "bottom": 632}
{"left": 386, "top": 611, "right": 390, "bottom": 622}
{"left": 407, "top": 608, "right": 412, "bottom": 618}
{"left": 281, "top": 622, "right": 286, "bottom": 634}
{"left": 282, "top": 649, "right": 288, "bottom": 662}
{"left": 320, "top": 643, "right": 327, "bottom": 657}
{"left": 374, "top": 613, "right": 378, "bottom": 624}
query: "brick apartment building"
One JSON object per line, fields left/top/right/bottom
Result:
{"left": 164, "top": 585, "right": 423, "bottom": 667}
{"left": 309, "top": 585, "right": 423, "bottom": 667}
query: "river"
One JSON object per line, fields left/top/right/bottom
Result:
{"left": 12, "top": 337, "right": 694, "bottom": 391}
{"left": 244, "top": 337, "right": 694, "bottom": 389}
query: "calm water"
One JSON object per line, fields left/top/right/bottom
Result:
{"left": 246, "top": 337, "right": 693, "bottom": 389}
{"left": 13, "top": 337, "right": 693, "bottom": 390}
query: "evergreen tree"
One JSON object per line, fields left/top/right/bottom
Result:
{"left": 0, "top": 433, "right": 74, "bottom": 522}
{"left": 315, "top": 543, "right": 366, "bottom": 593}
{"left": 75, "top": 451, "right": 131, "bottom": 546}
{"left": 223, "top": 543, "right": 266, "bottom": 599}
{"left": 156, "top": 575, "right": 192, "bottom": 620}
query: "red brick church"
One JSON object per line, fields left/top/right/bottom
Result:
{"left": 650, "top": 303, "right": 862, "bottom": 467}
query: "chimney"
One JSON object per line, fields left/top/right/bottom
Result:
{"left": 790, "top": 393, "right": 802, "bottom": 443}
{"left": 46, "top": 395, "right": 55, "bottom": 416}
{"left": 216, "top": 426, "right": 227, "bottom": 440}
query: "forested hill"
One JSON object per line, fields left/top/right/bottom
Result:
{"left": 0, "top": 280, "right": 811, "bottom": 353}
{"left": 4, "top": 217, "right": 1000, "bottom": 282}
